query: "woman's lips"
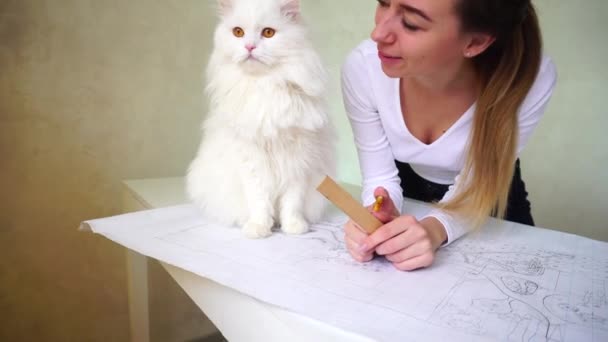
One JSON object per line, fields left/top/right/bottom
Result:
{"left": 378, "top": 51, "right": 402, "bottom": 64}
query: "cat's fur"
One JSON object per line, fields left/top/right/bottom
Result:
{"left": 186, "top": 0, "right": 335, "bottom": 238}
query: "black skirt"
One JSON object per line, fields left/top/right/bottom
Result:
{"left": 395, "top": 159, "right": 534, "bottom": 226}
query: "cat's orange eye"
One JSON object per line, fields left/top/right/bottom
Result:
{"left": 261, "top": 28, "right": 276, "bottom": 38}
{"left": 233, "top": 27, "right": 245, "bottom": 38}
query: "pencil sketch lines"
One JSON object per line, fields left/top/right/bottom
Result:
{"left": 544, "top": 293, "right": 608, "bottom": 330}
{"left": 460, "top": 251, "right": 546, "bottom": 276}
{"left": 289, "top": 220, "right": 391, "bottom": 272}
{"left": 501, "top": 276, "right": 539, "bottom": 295}
{"left": 429, "top": 270, "right": 553, "bottom": 341}
{"left": 426, "top": 241, "right": 608, "bottom": 341}
{"left": 150, "top": 215, "right": 607, "bottom": 342}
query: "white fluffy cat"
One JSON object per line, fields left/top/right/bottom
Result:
{"left": 186, "top": 0, "right": 335, "bottom": 238}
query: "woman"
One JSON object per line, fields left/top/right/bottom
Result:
{"left": 341, "top": 0, "right": 557, "bottom": 270}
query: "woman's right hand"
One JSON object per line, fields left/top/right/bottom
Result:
{"left": 344, "top": 187, "right": 398, "bottom": 262}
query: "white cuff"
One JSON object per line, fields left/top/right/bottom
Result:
{"left": 422, "top": 209, "right": 470, "bottom": 247}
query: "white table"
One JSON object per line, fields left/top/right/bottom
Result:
{"left": 112, "top": 177, "right": 608, "bottom": 342}
{"left": 121, "top": 177, "right": 373, "bottom": 342}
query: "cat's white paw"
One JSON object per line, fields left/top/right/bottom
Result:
{"left": 242, "top": 221, "right": 273, "bottom": 239}
{"left": 281, "top": 217, "right": 309, "bottom": 235}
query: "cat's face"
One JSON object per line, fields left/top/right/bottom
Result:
{"left": 213, "top": 0, "right": 304, "bottom": 73}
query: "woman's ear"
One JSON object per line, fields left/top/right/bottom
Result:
{"left": 463, "top": 32, "right": 496, "bottom": 58}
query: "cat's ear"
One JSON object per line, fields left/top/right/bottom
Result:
{"left": 217, "top": 0, "right": 232, "bottom": 16}
{"left": 280, "top": 0, "right": 301, "bottom": 21}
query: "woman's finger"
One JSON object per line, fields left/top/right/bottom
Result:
{"left": 384, "top": 239, "right": 433, "bottom": 263}
{"left": 370, "top": 187, "right": 399, "bottom": 223}
{"left": 392, "top": 253, "right": 435, "bottom": 271}
{"left": 344, "top": 219, "right": 369, "bottom": 245}
{"left": 345, "top": 236, "right": 374, "bottom": 262}
{"left": 361, "top": 220, "right": 409, "bottom": 253}
{"left": 375, "top": 221, "right": 430, "bottom": 255}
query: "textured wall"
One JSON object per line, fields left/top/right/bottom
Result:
{"left": 520, "top": 0, "right": 608, "bottom": 241}
{"left": 1, "top": 0, "right": 606, "bottom": 341}
{"left": 0, "top": 0, "right": 216, "bottom": 341}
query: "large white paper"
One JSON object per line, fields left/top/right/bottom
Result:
{"left": 81, "top": 202, "right": 608, "bottom": 341}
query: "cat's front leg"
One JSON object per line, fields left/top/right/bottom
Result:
{"left": 279, "top": 183, "right": 309, "bottom": 235}
{"left": 240, "top": 161, "right": 275, "bottom": 239}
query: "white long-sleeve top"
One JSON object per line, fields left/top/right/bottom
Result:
{"left": 341, "top": 39, "right": 557, "bottom": 245}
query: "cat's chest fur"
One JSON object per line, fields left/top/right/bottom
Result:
{"left": 208, "top": 71, "right": 324, "bottom": 141}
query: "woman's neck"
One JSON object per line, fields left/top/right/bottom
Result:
{"left": 407, "top": 60, "right": 479, "bottom": 97}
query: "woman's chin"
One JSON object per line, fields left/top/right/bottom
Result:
{"left": 380, "top": 64, "right": 404, "bottom": 78}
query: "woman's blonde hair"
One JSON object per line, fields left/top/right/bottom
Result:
{"left": 440, "top": 0, "right": 542, "bottom": 228}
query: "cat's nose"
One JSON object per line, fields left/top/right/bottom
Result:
{"left": 245, "top": 44, "right": 256, "bottom": 52}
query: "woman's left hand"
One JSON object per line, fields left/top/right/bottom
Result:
{"left": 359, "top": 216, "right": 447, "bottom": 271}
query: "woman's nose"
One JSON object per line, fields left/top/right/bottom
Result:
{"left": 371, "top": 12, "right": 397, "bottom": 45}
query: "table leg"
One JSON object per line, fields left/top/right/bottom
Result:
{"left": 126, "top": 249, "right": 150, "bottom": 342}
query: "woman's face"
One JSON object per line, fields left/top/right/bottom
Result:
{"left": 371, "top": 0, "right": 473, "bottom": 79}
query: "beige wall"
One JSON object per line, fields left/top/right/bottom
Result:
{"left": 1, "top": 0, "right": 606, "bottom": 341}
{"left": 1, "top": 1, "right": 216, "bottom": 341}
{"left": 520, "top": 0, "right": 608, "bottom": 241}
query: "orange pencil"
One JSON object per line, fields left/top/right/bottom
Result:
{"left": 372, "top": 195, "right": 384, "bottom": 212}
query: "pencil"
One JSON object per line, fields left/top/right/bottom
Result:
{"left": 372, "top": 195, "right": 384, "bottom": 212}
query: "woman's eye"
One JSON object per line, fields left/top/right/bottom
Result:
{"left": 402, "top": 20, "right": 420, "bottom": 32}
{"left": 261, "top": 28, "right": 276, "bottom": 38}
{"left": 376, "top": 0, "right": 389, "bottom": 8}
{"left": 233, "top": 27, "right": 245, "bottom": 37}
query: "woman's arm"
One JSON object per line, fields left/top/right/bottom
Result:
{"left": 341, "top": 47, "right": 403, "bottom": 211}
{"left": 342, "top": 46, "right": 450, "bottom": 270}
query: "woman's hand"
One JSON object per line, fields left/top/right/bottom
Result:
{"left": 344, "top": 187, "right": 398, "bottom": 262}
{"left": 362, "top": 216, "right": 447, "bottom": 271}
{"left": 343, "top": 187, "right": 448, "bottom": 270}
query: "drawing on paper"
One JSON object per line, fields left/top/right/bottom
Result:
{"left": 287, "top": 219, "right": 392, "bottom": 273}
{"left": 154, "top": 212, "right": 608, "bottom": 342}
{"left": 426, "top": 242, "right": 608, "bottom": 341}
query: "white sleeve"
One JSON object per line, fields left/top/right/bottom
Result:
{"left": 423, "top": 57, "right": 558, "bottom": 246}
{"left": 341, "top": 49, "right": 403, "bottom": 211}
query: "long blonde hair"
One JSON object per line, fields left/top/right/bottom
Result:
{"left": 440, "top": 0, "right": 543, "bottom": 228}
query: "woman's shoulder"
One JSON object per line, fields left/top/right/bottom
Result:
{"left": 342, "top": 39, "right": 381, "bottom": 75}
{"left": 349, "top": 39, "right": 378, "bottom": 58}
{"left": 519, "top": 55, "right": 558, "bottom": 116}
{"left": 341, "top": 40, "right": 386, "bottom": 113}
{"left": 537, "top": 55, "right": 558, "bottom": 90}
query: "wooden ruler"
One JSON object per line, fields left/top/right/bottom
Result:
{"left": 316, "top": 176, "right": 382, "bottom": 234}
